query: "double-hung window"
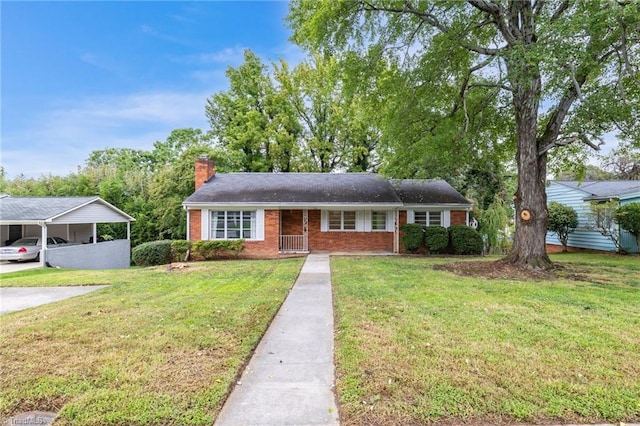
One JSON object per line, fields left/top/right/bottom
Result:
{"left": 211, "top": 210, "right": 256, "bottom": 239}
{"left": 371, "top": 211, "right": 387, "bottom": 231}
{"left": 328, "top": 211, "right": 356, "bottom": 231}
{"left": 413, "top": 211, "right": 442, "bottom": 227}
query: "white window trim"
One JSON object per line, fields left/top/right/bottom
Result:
{"left": 408, "top": 210, "right": 450, "bottom": 227}
{"left": 326, "top": 210, "right": 358, "bottom": 232}
{"left": 204, "top": 209, "right": 264, "bottom": 241}
{"left": 322, "top": 209, "right": 394, "bottom": 232}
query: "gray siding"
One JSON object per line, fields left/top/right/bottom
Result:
{"left": 52, "top": 202, "right": 129, "bottom": 224}
{"left": 45, "top": 240, "right": 131, "bottom": 269}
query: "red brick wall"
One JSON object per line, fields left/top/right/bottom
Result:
{"left": 241, "top": 209, "right": 280, "bottom": 258}
{"left": 306, "top": 210, "right": 394, "bottom": 252}
{"left": 398, "top": 210, "right": 407, "bottom": 228}
{"left": 281, "top": 210, "right": 303, "bottom": 235}
{"left": 195, "top": 156, "right": 215, "bottom": 190}
{"left": 450, "top": 210, "right": 468, "bottom": 226}
{"left": 189, "top": 210, "right": 201, "bottom": 241}
{"left": 546, "top": 244, "right": 610, "bottom": 254}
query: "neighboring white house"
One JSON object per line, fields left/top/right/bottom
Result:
{"left": 546, "top": 181, "right": 640, "bottom": 253}
{"left": 0, "top": 196, "right": 135, "bottom": 269}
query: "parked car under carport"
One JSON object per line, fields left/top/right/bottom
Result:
{"left": 0, "top": 237, "right": 78, "bottom": 262}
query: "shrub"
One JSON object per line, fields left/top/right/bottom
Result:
{"left": 170, "top": 240, "right": 192, "bottom": 262}
{"left": 613, "top": 202, "right": 640, "bottom": 252}
{"left": 132, "top": 240, "right": 173, "bottom": 266}
{"left": 401, "top": 223, "right": 424, "bottom": 253}
{"left": 192, "top": 240, "right": 245, "bottom": 260}
{"left": 547, "top": 202, "right": 578, "bottom": 252}
{"left": 449, "top": 225, "right": 483, "bottom": 255}
{"left": 424, "top": 226, "right": 449, "bottom": 254}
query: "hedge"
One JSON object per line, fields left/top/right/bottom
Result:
{"left": 449, "top": 225, "right": 483, "bottom": 255}
{"left": 191, "top": 240, "right": 244, "bottom": 260}
{"left": 132, "top": 239, "right": 246, "bottom": 266}
{"left": 401, "top": 223, "right": 424, "bottom": 253}
{"left": 132, "top": 240, "right": 173, "bottom": 266}
{"left": 424, "top": 226, "right": 449, "bottom": 254}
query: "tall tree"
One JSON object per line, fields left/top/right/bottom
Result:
{"left": 288, "top": 0, "right": 640, "bottom": 268}
{"left": 275, "top": 54, "right": 382, "bottom": 172}
{"left": 206, "top": 50, "right": 301, "bottom": 172}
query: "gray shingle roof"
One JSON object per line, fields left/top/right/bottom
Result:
{"left": 185, "top": 173, "right": 471, "bottom": 206}
{"left": 390, "top": 179, "right": 471, "bottom": 204}
{"left": 553, "top": 180, "right": 640, "bottom": 199}
{"left": 0, "top": 197, "right": 100, "bottom": 221}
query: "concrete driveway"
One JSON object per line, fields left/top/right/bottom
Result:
{"left": 0, "top": 286, "right": 109, "bottom": 314}
{"left": 0, "top": 261, "right": 41, "bottom": 274}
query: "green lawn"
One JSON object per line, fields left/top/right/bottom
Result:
{"left": 0, "top": 259, "right": 304, "bottom": 425}
{"left": 331, "top": 254, "right": 640, "bottom": 425}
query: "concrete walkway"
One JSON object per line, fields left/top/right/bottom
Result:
{"left": 215, "top": 253, "right": 339, "bottom": 425}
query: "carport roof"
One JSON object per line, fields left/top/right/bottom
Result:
{"left": 0, "top": 196, "right": 135, "bottom": 223}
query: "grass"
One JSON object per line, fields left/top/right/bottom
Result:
{"left": 0, "top": 258, "right": 304, "bottom": 425}
{"left": 330, "top": 253, "right": 640, "bottom": 425}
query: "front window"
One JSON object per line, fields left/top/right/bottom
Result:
{"left": 211, "top": 210, "right": 256, "bottom": 239}
{"left": 371, "top": 211, "right": 387, "bottom": 230}
{"left": 414, "top": 211, "right": 442, "bottom": 227}
{"left": 329, "top": 211, "right": 356, "bottom": 231}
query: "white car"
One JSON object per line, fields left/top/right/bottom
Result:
{"left": 0, "top": 237, "right": 76, "bottom": 262}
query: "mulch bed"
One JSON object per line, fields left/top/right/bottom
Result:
{"left": 433, "top": 260, "right": 581, "bottom": 281}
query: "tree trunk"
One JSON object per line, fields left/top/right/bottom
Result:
{"left": 503, "top": 68, "right": 553, "bottom": 269}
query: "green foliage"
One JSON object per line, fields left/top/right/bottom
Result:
{"left": 547, "top": 202, "right": 579, "bottom": 252}
{"left": 131, "top": 240, "right": 173, "bottom": 266}
{"left": 400, "top": 223, "right": 423, "bottom": 253}
{"left": 288, "top": 0, "right": 640, "bottom": 267}
{"left": 192, "top": 240, "right": 245, "bottom": 260}
{"left": 479, "top": 195, "right": 513, "bottom": 255}
{"left": 424, "top": 226, "right": 448, "bottom": 254}
{"left": 170, "top": 240, "right": 192, "bottom": 262}
{"left": 449, "top": 225, "right": 483, "bottom": 255}
{"left": 588, "top": 200, "right": 623, "bottom": 253}
{"left": 613, "top": 202, "right": 640, "bottom": 251}
{"left": 206, "top": 50, "right": 301, "bottom": 173}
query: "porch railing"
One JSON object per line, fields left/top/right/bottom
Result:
{"left": 280, "top": 235, "right": 307, "bottom": 252}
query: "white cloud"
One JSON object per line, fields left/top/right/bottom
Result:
{"left": 173, "top": 46, "right": 247, "bottom": 66}
{"left": 1, "top": 91, "right": 211, "bottom": 178}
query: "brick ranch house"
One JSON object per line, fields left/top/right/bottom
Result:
{"left": 183, "top": 156, "right": 473, "bottom": 257}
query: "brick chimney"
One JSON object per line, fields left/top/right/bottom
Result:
{"left": 195, "top": 155, "right": 215, "bottom": 190}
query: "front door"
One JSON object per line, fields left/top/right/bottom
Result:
{"left": 280, "top": 209, "right": 308, "bottom": 252}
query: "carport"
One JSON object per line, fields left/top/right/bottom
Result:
{"left": 0, "top": 196, "right": 135, "bottom": 269}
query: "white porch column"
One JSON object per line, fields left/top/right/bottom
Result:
{"left": 40, "top": 223, "right": 48, "bottom": 266}
{"left": 186, "top": 209, "right": 190, "bottom": 241}
{"left": 93, "top": 223, "right": 97, "bottom": 244}
{"left": 127, "top": 222, "right": 131, "bottom": 240}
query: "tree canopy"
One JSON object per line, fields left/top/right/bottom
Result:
{"left": 288, "top": 0, "right": 640, "bottom": 268}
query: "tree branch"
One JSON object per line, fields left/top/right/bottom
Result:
{"left": 467, "top": 0, "right": 517, "bottom": 44}
{"left": 550, "top": 0, "right": 570, "bottom": 21}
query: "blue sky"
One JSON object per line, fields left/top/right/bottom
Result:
{"left": 1, "top": 1, "right": 303, "bottom": 178}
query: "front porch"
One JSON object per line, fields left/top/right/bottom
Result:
{"left": 279, "top": 209, "right": 309, "bottom": 253}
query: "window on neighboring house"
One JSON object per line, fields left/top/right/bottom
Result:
{"left": 328, "top": 211, "right": 356, "bottom": 231}
{"left": 413, "top": 211, "right": 442, "bottom": 227}
{"left": 211, "top": 210, "right": 256, "bottom": 239}
{"left": 371, "top": 211, "right": 387, "bottom": 230}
